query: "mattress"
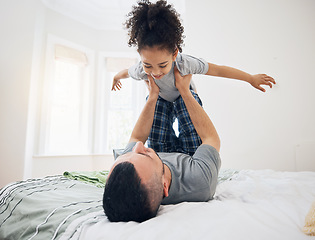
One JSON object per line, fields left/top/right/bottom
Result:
{"left": 1, "top": 169, "right": 314, "bottom": 240}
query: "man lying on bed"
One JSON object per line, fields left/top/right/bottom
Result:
{"left": 103, "top": 68, "right": 221, "bottom": 222}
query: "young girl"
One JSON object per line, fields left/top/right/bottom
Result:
{"left": 112, "top": 0, "right": 275, "bottom": 154}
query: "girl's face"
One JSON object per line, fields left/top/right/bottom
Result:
{"left": 139, "top": 46, "right": 178, "bottom": 80}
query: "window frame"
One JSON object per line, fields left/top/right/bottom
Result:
{"left": 37, "top": 35, "right": 146, "bottom": 156}
{"left": 93, "top": 51, "right": 146, "bottom": 155}
{"left": 37, "top": 34, "right": 95, "bottom": 156}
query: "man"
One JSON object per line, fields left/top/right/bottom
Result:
{"left": 103, "top": 68, "right": 221, "bottom": 222}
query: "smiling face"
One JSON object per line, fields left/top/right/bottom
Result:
{"left": 105, "top": 141, "right": 167, "bottom": 222}
{"left": 139, "top": 46, "right": 178, "bottom": 80}
{"left": 109, "top": 141, "right": 164, "bottom": 184}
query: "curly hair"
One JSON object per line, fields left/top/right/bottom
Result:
{"left": 125, "top": 0, "right": 185, "bottom": 53}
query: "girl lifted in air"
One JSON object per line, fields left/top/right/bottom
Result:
{"left": 112, "top": 0, "right": 275, "bottom": 154}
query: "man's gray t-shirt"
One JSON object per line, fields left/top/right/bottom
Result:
{"left": 128, "top": 53, "right": 209, "bottom": 102}
{"left": 119, "top": 142, "right": 221, "bottom": 205}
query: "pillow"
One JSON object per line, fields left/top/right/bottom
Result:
{"left": 303, "top": 200, "right": 315, "bottom": 236}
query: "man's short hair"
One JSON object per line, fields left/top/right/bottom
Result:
{"left": 103, "top": 161, "right": 163, "bottom": 222}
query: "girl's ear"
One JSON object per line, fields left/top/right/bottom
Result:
{"left": 172, "top": 48, "right": 179, "bottom": 61}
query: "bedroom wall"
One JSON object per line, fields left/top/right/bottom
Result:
{"left": 0, "top": 0, "right": 130, "bottom": 186}
{"left": 184, "top": 0, "right": 315, "bottom": 171}
{"left": 30, "top": 5, "right": 133, "bottom": 178}
{"left": 0, "top": 0, "right": 314, "bottom": 187}
{"left": 0, "top": 0, "right": 40, "bottom": 188}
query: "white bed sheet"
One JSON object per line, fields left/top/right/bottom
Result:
{"left": 61, "top": 169, "right": 315, "bottom": 240}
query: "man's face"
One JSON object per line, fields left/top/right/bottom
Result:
{"left": 109, "top": 142, "right": 164, "bottom": 184}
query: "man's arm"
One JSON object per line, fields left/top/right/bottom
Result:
{"left": 129, "top": 76, "right": 159, "bottom": 143}
{"left": 175, "top": 68, "right": 220, "bottom": 152}
{"left": 206, "top": 63, "right": 276, "bottom": 92}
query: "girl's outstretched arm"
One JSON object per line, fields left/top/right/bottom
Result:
{"left": 206, "top": 63, "right": 276, "bottom": 92}
{"left": 112, "top": 69, "right": 129, "bottom": 91}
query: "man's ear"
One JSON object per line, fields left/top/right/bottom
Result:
{"left": 163, "top": 181, "right": 169, "bottom": 198}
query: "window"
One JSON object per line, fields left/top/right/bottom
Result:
{"left": 95, "top": 55, "right": 146, "bottom": 154}
{"left": 38, "top": 37, "right": 93, "bottom": 156}
{"left": 38, "top": 36, "right": 146, "bottom": 156}
{"left": 47, "top": 60, "right": 90, "bottom": 154}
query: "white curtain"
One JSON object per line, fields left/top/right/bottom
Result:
{"left": 55, "top": 44, "right": 88, "bottom": 66}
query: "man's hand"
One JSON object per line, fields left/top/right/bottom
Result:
{"left": 145, "top": 75, "right": 160, "bottom": 99}
{"left": 174, "top": 66, "right": 192, "bottom": 94}
{"left": 249, "top": 74, "right": 276, "bottom": 92}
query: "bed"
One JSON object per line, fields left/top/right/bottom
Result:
{"left": 1, "top": 169, "right": 315, "bottom": 240}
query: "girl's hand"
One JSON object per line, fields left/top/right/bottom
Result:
{"left": 111, "top": 69, "right": 129, "bottom": 91}
{"left": 145, "top": 75, "right": 160, "bottom": 98}
{"left": 249, "top": 74, "right": 276, "bottom": 92}
{"left": 112, "top": 78, "right": 122, "bottom": 91}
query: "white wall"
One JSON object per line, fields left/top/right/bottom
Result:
{"left": 184, "top": 0, "right": 315, "bottom": 170}
{"left": 0, "top": 0, "right": 129, "bottom": 187}
{"left": 1, "top": 0, "right": 314, "bottom": 187}
{"left": 29, "top": 5, "right": 134, "bottom": 179}
{"left": 0, "top": 0, "right": 40, "bottom": 187}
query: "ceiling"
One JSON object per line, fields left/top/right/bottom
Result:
{"left": 41, "top": 0, "right": 185, "bottom": 31}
